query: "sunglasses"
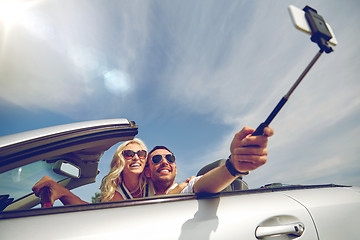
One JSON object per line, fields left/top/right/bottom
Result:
{"left": 151, "top": 154, "right": 176, "bottom": 164}
{"left": 122, "top": 150, "right": 147, "bottom": 159}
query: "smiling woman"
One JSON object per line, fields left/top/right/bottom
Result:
{"left": 99, "top": 139, "right": 148, "bottom": 202}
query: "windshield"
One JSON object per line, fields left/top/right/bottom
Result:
{"left": 0, "top": 161, "right": 67, "bottom": 201}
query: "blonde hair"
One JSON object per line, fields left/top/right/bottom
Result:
{"left": 99, "top": 138, "right": 148, "bottom": 202}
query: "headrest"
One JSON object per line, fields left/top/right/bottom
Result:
{"left": 197, "top": 159, "right": 248, "bottom": 192}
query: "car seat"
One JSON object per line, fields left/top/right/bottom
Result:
{"left": 197, "top": 159, "right": 248, "bottom": 192}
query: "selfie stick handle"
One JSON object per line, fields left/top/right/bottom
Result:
{"left": 252, "top": 49, "right": 324, "bottom": 136}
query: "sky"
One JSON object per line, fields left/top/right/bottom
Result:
{"left": 0, "top": 0, "right": 359, "bottom": 202}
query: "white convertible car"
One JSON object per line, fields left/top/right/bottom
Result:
{"left": 0, "top": 119, "right": 359, "bottom": 239}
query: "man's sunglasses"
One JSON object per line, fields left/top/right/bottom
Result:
{"left": 122, "top": 150, "right": 147, "bottom": 159}
{"left": 151, "top": 154, "right": 176, "bottom": 164}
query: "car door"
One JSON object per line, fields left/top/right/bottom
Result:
{"left": 179, "top": 191, "right": 318, "bottom": 239}
{"left": 0, "top": 189, "right": 318, "bottom": 240}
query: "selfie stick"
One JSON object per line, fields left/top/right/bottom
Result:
{"left": 252, "top": 5, "right": 334, "bottom": 136}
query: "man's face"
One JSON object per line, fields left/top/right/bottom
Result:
{"left": 146, "top": 149, "right": 177, "bottom": 186}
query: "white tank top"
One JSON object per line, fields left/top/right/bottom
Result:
{"left": 116, "top": 181, "right": 150, "bottom": 200}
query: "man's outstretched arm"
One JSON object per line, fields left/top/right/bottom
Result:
{"left": 193, "top": 126, "right": 274, "bottom": 194}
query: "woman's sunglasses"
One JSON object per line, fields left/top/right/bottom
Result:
{"left": 122, "top": 150, "right": 147, "bottom": 160}
{"left": 151, "top": 154, "right": 176, "bottom": 164}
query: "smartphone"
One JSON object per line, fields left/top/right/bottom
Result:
{"left": 288, "top": 5, "right": 337, "bottom": 46}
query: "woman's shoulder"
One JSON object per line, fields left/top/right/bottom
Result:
{"left": 111, "top": 190, "right": 125, "bottom": 201}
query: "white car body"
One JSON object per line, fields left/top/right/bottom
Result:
{"left": 0, "top": 119, "right": 359, "bottom": 239}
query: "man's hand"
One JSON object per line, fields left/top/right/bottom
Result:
{"left": 194, "top": 126, "right": 274, "bottom": 194}
{"left": 230, "top": 126, "right": 274, "bottom": 173}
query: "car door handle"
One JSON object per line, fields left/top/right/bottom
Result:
{"left": 255, "top": 222, "right": 305, "bottom": 239}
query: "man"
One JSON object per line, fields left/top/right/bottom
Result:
{"left": 145, "top": 126, "right": 274, "bottom": 194}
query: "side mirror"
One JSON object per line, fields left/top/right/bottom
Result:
{"left": 53, "top": 160, "right": 81, "bottom": 178}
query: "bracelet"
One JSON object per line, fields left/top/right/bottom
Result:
{"left": 225, "top": 156, "right": 249, "bottom": 177}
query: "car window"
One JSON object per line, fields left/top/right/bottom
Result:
{"left": 0, "top": 161, "right": 66, "bottom": 202}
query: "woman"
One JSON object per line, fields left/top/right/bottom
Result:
{"left": 32, "top": 138, "right": 150, "bottom": 205}
{"left": 99, "top": 138, "right": 148, "bottom": 201}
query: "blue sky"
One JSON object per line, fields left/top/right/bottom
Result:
{"left": 1, "top": 0, "right": 359, "bottom": 202}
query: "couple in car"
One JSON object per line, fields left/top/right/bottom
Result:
{"left": 33, "top": 126, "right": 274, "bottom": 205}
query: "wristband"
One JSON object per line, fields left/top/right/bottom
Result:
{"left": 225, "top": 156, "right": 249, "bottom": 177}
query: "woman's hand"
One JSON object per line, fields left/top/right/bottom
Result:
{"left": 32, "top": 176, "right": 87, "bottom": 205}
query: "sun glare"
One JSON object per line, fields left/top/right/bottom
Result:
{"left": 0, "top": 0, "right": 38, "bottom": 27}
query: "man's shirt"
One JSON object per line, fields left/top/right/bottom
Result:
{"left": 148, "top": 176, "right": 202, "bottom": 196}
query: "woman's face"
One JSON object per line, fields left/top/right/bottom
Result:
{"left": 121, "top": 143, "right": 147, "bottom": 176}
